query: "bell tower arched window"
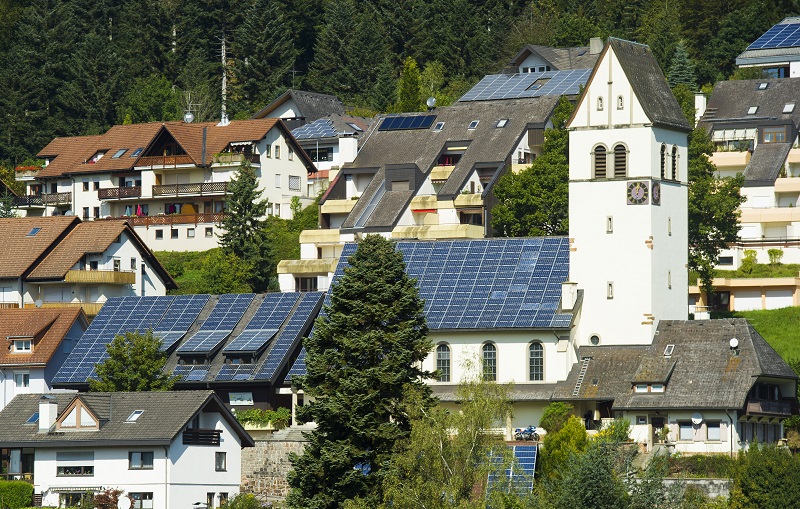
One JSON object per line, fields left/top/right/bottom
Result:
{"left": 671, "top": 145, "right": 678, "bottom": 180}
{"left": 593, "top": 145, "right": 607, "bottom": 179}
{"left": 660, "top": 144, "right": 666, "bottom": 179}
{"left": 614, "top": 144, "right": 627, "bottom": 178}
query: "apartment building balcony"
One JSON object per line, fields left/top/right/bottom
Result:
{"left": 0, "top": 303, "right": 19, "bottom": 309}
{"left": 23, "top": 301, "right": 104, "bottom": 316}
{"left": 320, "top": 199, "right": 357, "bottom": 215}
{"left": 211, "top": 153, "right": 260, "bottom": 166}
{"left": 64, "top": 269, "right": 135, "bottom": 285}
{"left": 98, "top": 186, "right": 142, "bottom": 200}
{"left": 152, "top": 182, "right": 228, "bottom": 198}
{"left": 299, "top": 228, "right": 341, "bottom": 245}
{"left": 14, "top": 165, "right": 41, "bottom": 180}
{"left": 710, "top": 150, "right": 751, "bottom": 168}
{"left": 136, "top": 155, "right": 194, "bottom": 169}
{"left": 14, "top": 192, "right": 72, "bottom": 208}
{"left": 774, "top": 177, "right": 800, "bottom": 194}
{"left": 112, "top": 212, "right": 227, "bottom": 227}
{"left": 740, "top": 206, "right": 800, "bottom": 224}
{"left": 788, "top": 148, "right": 800, "bottom": 164}
{"left": 183, "top": 429, "right": 221, "bottom": 445}
{"left": 429, "top": 165, "right": 455, "bottom": 182}
{"left": 277, "top": 258, "right": 339, "bottom": 276}
{"left": 454, "top": 193, "right": 484, "bottom": 207}
{"left": 392, "top": 224, "right": 485, "bottom": 240}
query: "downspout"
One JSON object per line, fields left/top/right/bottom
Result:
{"left": 725, "top": 410, "right": 735, "bottom": 458}
{"left": 162, "top": 445, "right": 169, "bottom": 507}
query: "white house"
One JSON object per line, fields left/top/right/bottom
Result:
{"left": 0, "top": 217, "right": 176, "bottom": 316}
{"left": 0, "top": 308, "right": 87, "bottom": 410}
{"left": 736, "top": 17, "right": 800, "bottom": 78}
{"left": 0, "top": 390, "right": 254, "bottom": 508}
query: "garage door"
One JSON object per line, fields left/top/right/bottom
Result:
{"left": 734, "top": 290, "right": 762, "bottom": 311}
{"left": 765, "top": 290, "right": 793, "bottom": 310}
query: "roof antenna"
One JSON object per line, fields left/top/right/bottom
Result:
{"left": 218, "top": 31, "right": 229, "bottom": 126}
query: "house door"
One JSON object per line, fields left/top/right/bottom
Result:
{"left": 651, "top": 416, "right": 666, "bottom": 445}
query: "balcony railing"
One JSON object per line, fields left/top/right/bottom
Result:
{"left": 14, "top": 193, "right": 72, "bottom": 207}
{"left": 136, "top": 155, "right": 195, "bottom": 168}
{"left": 109, "top": 212, "right": 227, "bottom": 227}
{"left": 183, "top": 429, "right": 221, "bottom": 446}
{"left": 64, "top": 270, "right": 136, "bottom": 284}
{"left": 152, "top": 182, "right": 228, "bottom": 197}
{"left": 746, "top": 398, "right": 794, "bottom": 416}
{"left": 0, "top": 473, "right": 33, "bottom": 483}
{"left": 0, "top": 303, "right": 19, "bottom": 309}
{"left": 98, "top": 187, "right": 142, "bottom": 200}
{"left": 212, "top": 153, "right": 260, "bottom": 165}
{"left": 23, "top": 302, "right": 105, "bottom": 316}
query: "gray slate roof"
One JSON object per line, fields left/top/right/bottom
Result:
{"left": 607, "top": 38, "right": 691, "bottom": 132}
{"left": 699, "top": 78, "right": 800, "bottom": 129}
{"left": 252, "top": 90, "right": 345, "bottom": 123}
{"left": 555, "top": 319, "right": 797, "bottom": 411}
{"left": 510, "top": 44, "right": 600, "bottom": 71}
{"left": 336, "top": 97, "right": 559, "bottom": 230}
{"left": 0, "top": 390, "right": 254, "bottom": 447}
{"left": 433, "top": 383, "right": 559, "bottom": 402}
{"left": 743, "top": 142, "right": 791, "bottom": 185}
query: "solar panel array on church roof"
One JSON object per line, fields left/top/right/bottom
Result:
{"left": 459, "top": 69, "right": 591, "bottom": 102}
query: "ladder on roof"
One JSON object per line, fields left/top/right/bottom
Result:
{"left": 572, "top": 357, "right": 591, "bottom": 397}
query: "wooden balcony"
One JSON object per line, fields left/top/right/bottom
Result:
{"left": 98, "top": 186, "right": 142, "bottom": 200}
{"left": 23, "top": 302, "right": 105, "bottom": 316}
{"left": 746, "top": 398, "right": 795, "bottom": 417}
{"left": 0, "top": 303, "right": 19, "bottom": 309}
{"left": 14, "top": 192, "right": 71, "bottom": 207}
{"left": 112, "top": 212, "right": 227, "bottom": 227}
{"left": 0, "top": 473, "right": 33, "bottom": 483}
{"left": 65, "top": 269, "right": 135, "bottom": 284}
{"left": 183, "top": 429, "right": 221, "bottom": 445}
{"left": 212, "top": 153, "right": 260, "bottom": 165}
{"left": 152, "top": 182, "right": 228, "bottom": 197}
{"left": 136, "top": 155, "right": 195, "bottom": 168}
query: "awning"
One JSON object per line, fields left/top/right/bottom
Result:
{"left": 456, "top": 208, "right": 483, "bottom": 214}
{"left": 412, "top": 209, "right": 436, "bottom": 213}
{"left": 48, "top": 486, "right": 103, "bottom": 492}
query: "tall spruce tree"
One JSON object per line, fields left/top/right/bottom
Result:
{"left": 218, "top": 161, "right": 273, "bottom": 291}
{"left": 306, "top": 0, "right": 358, "bottom": 98}
{"left": 287, "top": 234, "right": 434, "bottom": 509}
{"left": 668, "top": 41, "right": 697, "bottom": 90}
{"left": 395, "top": 56, "right": 422, "bottom": 112}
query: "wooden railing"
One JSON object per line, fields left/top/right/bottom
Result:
{"left": 64, "top": 270, "right": 136, "bottom": 284}
{"left": 212, "top": 153, "right": 260, "bottom": 165}
{"left": 0, "top": 303, "right": 19, "bottom": 309}
{"left": 183, "top": 429, "right": 221, "bottom": 446}
{"left": 0, "top": 473, "right": 33, "bottom": 483}
{"left": 23, "top": 302, "right": 105, "bottom": 316}
{"left": 746, "top": 399, "right": 794, "bottom": 416}
{"left": 98, "top": 186, "right": 141, "bottom": 199}
{"left": 136, "top": 155, "right": 194, "bottom": 168}
{"left": 152, "top": 182, "right": 228, "bottom": 197}
{"left": 14, "top": 193, "right": 71, "bottom": 207}
{"left": 113, "top": 212, "right": 227, "bottom": 227}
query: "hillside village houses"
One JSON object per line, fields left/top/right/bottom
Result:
{"left": 0, "top": 216, "right": 175, "bottom": 315}
{"left": 14, "top": 118, "right": 316, "bottom": 252}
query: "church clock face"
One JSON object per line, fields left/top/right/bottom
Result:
{"left": 651, "top": 181, "right": 661, "bottom": 206}
{"left": 626, "top": 181, "right": 649, "bottom": 205}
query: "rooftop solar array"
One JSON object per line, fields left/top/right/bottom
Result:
{"left": 330, "top": 238, "right": 572, "bottom": 331}
{"left": 378, "top": 115, "right": 437, "bottom": 131}
{"left": 153, "top": 294, "right": 210, "bottom": 350}
{"left": 177, "top": 294, "right": 255, "bottom": 354}
{"left": 255, "top": 292, "right": 325, "bottom": 381}
{"left": 487, "top": 445, "right": 537, "bottom": 494}
{"left": 216, "top": 363, "right": 258, "bottom": 381}
{"left": 747, "top": 19, "right": 800, "bottom": 50}
{"left": 223, "top": 293, "right": 301, "bottom": 354}
{"left": 53, "top": 296, "right": 175, "bottom": 384}
{"left": 173, "top": 365, "right": 209, "bottom": 382}
{"left": 459, "top": 69, "right": 591, "bottom": 102}
{"left": 287, "top": 347, "right": 307, "bottom": 378}
{"left": 292, "top": 118, "right": 338, "bottom": 140}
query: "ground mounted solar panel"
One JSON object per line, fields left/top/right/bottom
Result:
{"left": 486, "top": 445, "right": 537, "bottom": 495}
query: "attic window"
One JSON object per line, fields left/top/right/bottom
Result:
{"left": 433, "top": 122, "right": 445, "bottom": 131}
{"left": 757, "top": 82, "right": 769, "bottom": 90}
{"left": 748, "top": 106, "right": 758, "bottom": 115}
{"left": 468, "top": 120, "right": 479, "bottom": 130}
{"left": 25, "top": 412, "right": 39, "bottom": 424}
{"left": 664, "top": 344, "right": 675, "bottom": 356}
{"left": 784, "top": 103, "right": 796, "bottom": 114}
{"left": 112, "top": 148, "right": 128, "bottom": 159}
{"left": 126, "top": 410, "right": 144, "bottom": 422}
{"left": 496, "top": 119, "right": 509, "bottom": 128}
{"left": 347, "top": 123, "right": 363, "bottom": 132}
{"left": 26, "top": 227, "right": 41, "bottom": 237}
{"left": 130, "top": 148, "right": 143, "bottom": 157}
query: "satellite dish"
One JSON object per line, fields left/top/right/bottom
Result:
{"left": 426, "top": 96, "right": 437, "bottom": 109}
{"left": 35, "top": 299, "right": 42, "bottom": 308}
{"left": 117, "top": 496, "right": 132, "bottom": 509}
{"left": 64, "top": 210, "right": 73, "bottom": 216}
{"left": 729, "top": 337, "right": 739, "bottom": 349}
{"left": 691, "top": 412, "right": 703, "bottom": 425}
{"left": 183, "top": 111, "right": 195, "bottom": 123}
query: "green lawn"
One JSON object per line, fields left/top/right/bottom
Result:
{"left": 724, "top": 307, "right": 800, "bottom": 362}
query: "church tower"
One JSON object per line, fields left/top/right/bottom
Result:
{"left": 567, "top": 39, "right": 691, "bottom": 346}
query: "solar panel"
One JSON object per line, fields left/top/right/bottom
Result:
{"left": 330, "top": 238, "right": 571, "bottom": 331}
{"left": 747, "top": 20, "right": 800, "bottom": 50}
{"left": 292, "top": 118, "right": 339, "bottom": 140}
{"left": 184, "top": 369, "right": 209, "bottom": 381}
{"left": 223, "top": 293, "right": 301, "bottom": 354}
{"left": 487, "top": 445, "right": 537, "bottom": 495}
{"left": 255, "top": 292, "right": 324, "bottom": 381}
{"left": 177, "top": 330, "right": 231, "bottom": 354}
{"left": 378, "top": 115, "right": 437, "bottom": 131}
{"left": 459, "top": 69, "right": 590, "bottom": 102}
{"left": 222, "top": 329, "right": 278, "bottom": 354}
{"left": 176, "top": 294, "right": 254, "bottom": 354}
{"left": 287, "top": 347, "right": 307, "bottom": 378}
{"left": 216, "top": 364, "right": 257, "bottom": 381}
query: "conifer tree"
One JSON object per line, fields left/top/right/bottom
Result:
{"left": 287, "top": 234, "right": 434, "bottom": 509}
{"left": 306, "top": 0, "right": 357, "bottom": 98}
{"left": 371, "top": 58, "right": 397, "bottom": 113}
{"left": 395, "top": 57, "right": 422, "bottom": 112}
{"left": 668, "top": 41, "right": 697, "bottom": 90}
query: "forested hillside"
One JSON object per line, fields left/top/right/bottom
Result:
{"left": 0, "top": 0, "right": 798, "bottom": 166}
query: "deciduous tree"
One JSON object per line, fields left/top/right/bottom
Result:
{"left": 90, "top": 331, "right": 179, "bottom": 392}
{"left": 288, "top": 234, "right": 433, "bottom": 509}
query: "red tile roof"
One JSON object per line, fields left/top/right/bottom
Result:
{"left": 0, "top": 308, "right": 86, "bottom": 366}
{"left": 27, "top": 221, "right": 128, "bottom": 279}
{"left": 0, "top": 217, "right": 79, "bottom": 278}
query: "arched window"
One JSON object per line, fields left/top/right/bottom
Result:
{"left": 436, "top": 344, "right": 450, "bottom": 382}
{"left": 671, "top": 145, "right": 678, "bottom": 180}
{"left": 593, "top": 145, "right": 607, "bottom": 179}
{"left": 597, "top": 97, "right": 604, "bottom": 111}
{"left": 529, "top": 343, "right": 544, "bottom": 381}
{"left": 614, "top": 144, "right": 627, "bottom": 178}
{"left": 617, "top": 96, "right": 624, "bottom": 109}
{"left": 482, "top": 343, "right": 497, "bottom": 382}
{"left": 660, "top": 144, "right": 666, "bottom": 179}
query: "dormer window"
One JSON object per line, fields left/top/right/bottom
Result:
{"left": 58, "top": 400, "right": 99, "bottom": 430}
{"left": 13, "top": 339, "right": 31, "bottom": 353}
{"left": 748, "top": 106, "right": 758, "bottom": 115}
{"left": 468, "top": 120, "right": 479, "bottom": 130}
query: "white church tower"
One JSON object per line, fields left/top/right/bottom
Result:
{"left": 567, "top": 38, "right": 691, "bottom": 346}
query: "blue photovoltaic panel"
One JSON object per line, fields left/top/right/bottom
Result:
{"left": 154, "top": 294, "right": 209, "bottom": 332}
{"left": 287, "top": 347, "right": 307, "bottom": 378}
{"left": 459, "top": 69, "right": 590, "bottom": 102}
{"left": 223, "top": 293, "right": 300, "bottom": 353}
{"left": 222, "top": 329, "right": 278, "bottom": 354}
{"left": 487, "top": 445, "right": 537, "bottom": 495}
{"left": 378, "top": 114, "right": 437, "bottom": 131}
{"left": 154, "top": 331, "right": 187, "bottom": 351}
{"left": 184, "top": 369, "right": 209, "bottom": 381}
{"left": 330, "top": 238, "right": 571, "bottom": 331}
{"left": 747, "top": 20, "right": 800, "bottom": 50}
{"left": 216, "top": 364, "right": 257, "bottom": 381}
{"left": 176, "top": 294, "right": 254, "bottom": 354}
{"left": 52, "top": 296, "right": 175, "bottom": 384}
{"left": 177, "top": 330, "right": 231, "bottom": 354}
{"left": 292, "top": 118, "right": 338, "bottom": 140}
{"left": 255, "top": 292, "right": 324, "bottom": 381}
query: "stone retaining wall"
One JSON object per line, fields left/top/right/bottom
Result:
{"left": 241, "top": 436, "right": 307, "bottom": 500}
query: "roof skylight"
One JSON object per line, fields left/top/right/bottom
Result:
{"left": 25, "top": 412, "right": 39, "bottom": 424}
{"left": 784, "top": 103, "right": 796, "bottom": 114}
{"left": 26, "top": 227, "right": 41, "bottom": 237}
{"left": 496, "top": 119, "right": 509, "bottom": 128}
{"left": 126, "top": 410, "right": 144, "bottom": 422}
{"left": 130, "top": 148, "right": 143, "bottom": 157}
{"left": 664, "top": 344, "right": 675, "bottom": 356}
{"left": 757, "top": 82, "right": 769, "bottom": 90}
{"left": 112, "top": 148, "right": 128, "bottom": 159}
{"left": 433, "top": 122, "right": 445, "bottom": 131}
{"left": 747, "top": 106, "right": 758, "bottom": 115}
{"left": 468, "top": 120, "right": 479, "bottom": 130}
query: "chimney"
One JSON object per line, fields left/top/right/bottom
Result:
{"left": 39, "top": 395, "right": 58, "bottom": 432}
{"left": 561, "top": 281, "right": 578, "bottom": 311}
{"left": 589, "top": 37, "right": 603, "bottom": 55}
{"left": 694, "top": 93, "right": 707, "bottom": 126}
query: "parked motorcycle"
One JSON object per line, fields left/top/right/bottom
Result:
{"left": 514, "top": 425, "right": 539, "bottom": 441}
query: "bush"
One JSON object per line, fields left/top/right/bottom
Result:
{"left": 768, "top": 248, "right": 784, "bottom": 265}
{"left": 739, "top": 250, "right": 757, "bottom": 274}
{"left": 668, "top": 453, "right": 735, "bottom": 478}
{"left": 0, "top": 480, "right": 34, "bottom": 508}
{"left": 540, "top": 401, "right": 574, "bottom": 434}
{"left": 235, "top": 407, "right": 291, "bottom": 428}
{"left": 225, "top": 493, "right": 266, "bottom": 509}
{"left": 596, "top": 418, "right": 631, "bottom": 443}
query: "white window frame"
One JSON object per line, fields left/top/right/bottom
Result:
{"left": 13, "top": 340, "right": 31, "bottom": 353}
